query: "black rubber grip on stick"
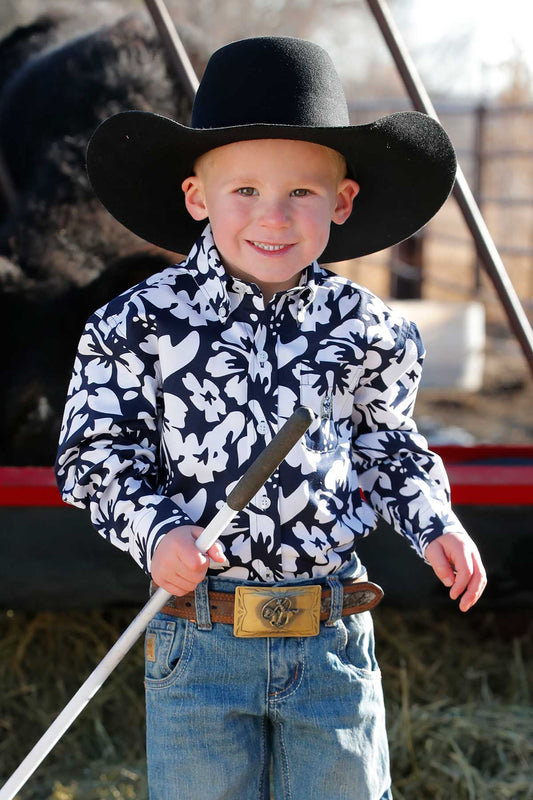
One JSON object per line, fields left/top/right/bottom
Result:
{"left": 226, "top": 407, "right": 314, "bottom": 511}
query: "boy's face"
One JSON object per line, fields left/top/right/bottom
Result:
{"left": 182, "top": 139, "right": 359, "bottom": 301}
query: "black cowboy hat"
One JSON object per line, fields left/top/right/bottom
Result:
{"left": 86, "top": 36, "right": 456, "bottom": 263}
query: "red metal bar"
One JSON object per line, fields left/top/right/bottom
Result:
{"left": 445, "top": 465, "right": 533, "bottom": 505}
{"left": 1, "top": 447, "right": 532, "bottom": 507}
{"left": 435, "top": 444, "right": 533, "bottom": 463}
{"left": 0, "top": 468, "right": 64, "bottom": 507}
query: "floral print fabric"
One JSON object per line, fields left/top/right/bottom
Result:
{"left": 56, "top": 225, "right": 465, "bottom": 581}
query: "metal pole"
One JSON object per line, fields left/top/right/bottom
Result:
{"left": 143, "top": 0, "right": 199, "bottom": 102}
{"left": 0, "top": 408, "right": 314, "bottom": 800}
{"left": 472, "top": 104, "right": 487, "bottom": 295}
{"left": 365, "top": 0, "right": 533, "bottom": 377}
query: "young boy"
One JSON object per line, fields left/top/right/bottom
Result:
{"left": 56, "top": 36, "right": 486, "bottom": 800}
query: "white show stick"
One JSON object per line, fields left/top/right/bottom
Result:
{"left": 0, "top": 407, "right": 313, "bottom": 800}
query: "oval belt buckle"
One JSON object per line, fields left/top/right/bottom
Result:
{"left": 261, "top": 595, "right": 300, "bottom": 629}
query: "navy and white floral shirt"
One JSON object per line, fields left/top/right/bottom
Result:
{"left": 56, "top": 225, "right": 466, "bottom": 582}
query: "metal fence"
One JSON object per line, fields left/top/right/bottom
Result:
{"left": 344, "top": 100, "right": 533, "bottom": 322}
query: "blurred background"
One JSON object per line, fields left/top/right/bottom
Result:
{"left": 0, "top": 2, "right": 531, "bottom": 798}
{"left": 0, "top": 0, "right": 532, "bottom": 462}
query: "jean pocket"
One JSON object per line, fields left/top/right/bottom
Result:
{"left": 144, "top": 615, "right": 194, "bottom": 687}
{"left": 336, "top": 613, "right": 382, "bottom": 680}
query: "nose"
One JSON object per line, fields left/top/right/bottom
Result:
{"left": 258, "top": 197, "right": 290, "bottom": 228}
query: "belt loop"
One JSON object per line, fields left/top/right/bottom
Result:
{"left": 194, "top": 578, "right": 212, "bottom": 631}
{"left": 325, "top": 576, "right": 344, "bottom": 627}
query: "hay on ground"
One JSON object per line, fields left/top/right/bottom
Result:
{"left": 1, "top": 607, "right": 531, "bottom": 800}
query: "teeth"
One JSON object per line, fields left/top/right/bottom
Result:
{"left": 252, "top": 242, "right": 287, "bottom": 251}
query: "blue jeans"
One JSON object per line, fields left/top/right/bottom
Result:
{"left": 145, "top": 572, "right": 392, "bottom": 800}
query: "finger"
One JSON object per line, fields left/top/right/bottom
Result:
{"left": 178, "top": 534, "right": 210, "bottom": 572}
{"left": 156, "top": 573, "right": 197, "bottom": 597}
{"left": 189, "top": 527, "right": 227, "bottom": 564}
{"left": 169, "top": 581, "right": 198, "bottom": 598}
{"left": 207, "top": 541, "right": 227, "bottom": 563}
{"left": 448, "top": 549, "right": 473, "bottom": 600}
{"left": 425, "top": 541, "right": 456, "bottom": 588}
{"left": 165, "top": 556, "right": 210, "bottom": 594}
{"left": 458, "top": 564, "right": 487, "bottom": 612}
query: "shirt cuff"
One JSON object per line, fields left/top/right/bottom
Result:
{"left": 130, "top": 496, "right": 194, "bottom": 574}
{"left": 420, "top": 507, "right": 469, "bottom": 559}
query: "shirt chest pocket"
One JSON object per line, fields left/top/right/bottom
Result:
{"left": 299, "top": 359, "right": 361, "bottom": 453}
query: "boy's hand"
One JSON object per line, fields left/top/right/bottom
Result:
{"left": 151, "top": 526, "right": 227, "bottom": 596}
{"left": 425, "top": 531, "right": 487, "bottom": 612}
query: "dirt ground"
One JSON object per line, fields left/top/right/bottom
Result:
{"left": 414, "top": 331, "right": 533, "bottom": 445}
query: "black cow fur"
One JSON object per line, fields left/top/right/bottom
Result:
{"left": 0, "top": 12, "right": 196, "bottom": 464}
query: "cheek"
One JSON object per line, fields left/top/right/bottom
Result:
{"left": 208, "top": 208, "right": 248, "bottom": 256}
{"left": 303, "top": 206, "right": 334, "bottom": 242}
{"left": 209, "top": 199, "right": 250, "bottom": 230}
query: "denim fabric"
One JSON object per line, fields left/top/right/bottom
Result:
{"left": 145, "top": 574, "right": 392, "bottom": 800}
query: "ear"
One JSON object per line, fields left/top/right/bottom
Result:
{"left": 182, "top": 175, "right": 209, "bottom": 221}
{"left": 331, "top": 179, "right": 359, "bottom": 225}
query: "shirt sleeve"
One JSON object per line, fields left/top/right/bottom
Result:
{"left": 351, "top": 311, "right": 467, "bottom": 558}
{"left": 55, "top": 303, "right": 193, "bottom": 575}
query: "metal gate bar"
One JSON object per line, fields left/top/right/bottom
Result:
{"left": 365, "top": 0, "right": 533, "bottom": 376}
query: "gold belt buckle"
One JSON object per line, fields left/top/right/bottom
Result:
{"left": 234, "top": 585, "right": 321, "bottom": 638}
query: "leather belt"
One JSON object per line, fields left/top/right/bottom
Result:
{"left": 159, "top": 575, "right": 383, "bottom": 635}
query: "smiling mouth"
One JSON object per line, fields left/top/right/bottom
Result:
{"left": 250, "top": 241, "right": 292, "bottom": 252}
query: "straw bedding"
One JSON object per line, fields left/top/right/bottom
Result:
{"left": 1, "top": 606, "right": 531, "bottom": 799}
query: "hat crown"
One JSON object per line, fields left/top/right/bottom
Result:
{"left": 191, "top": 37, "right": 350, "bottom": 130}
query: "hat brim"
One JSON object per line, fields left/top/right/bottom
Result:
{"left": 86, "top": 110, "right": 456, "bottom": 262}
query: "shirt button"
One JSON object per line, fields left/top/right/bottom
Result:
{"left": 264, "top": 568, "right": 274, "bottom": 581}
{"left": 259, "top": 496, "right": 271, "bottom": 510}
{"left": 219, "top": 306, "right": 228, "bottom": 320}
{"left": 257, "top": 350, "right": 268, "bottom": 364}
{"left": 257, "top": 421, "right": 268, "bottom": 435}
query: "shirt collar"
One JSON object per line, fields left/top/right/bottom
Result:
{"left": 182, "top": 225, "right": 231, "bottom": 323}
{"left": 182, "top": 223, "right": 319, "bottom": 323}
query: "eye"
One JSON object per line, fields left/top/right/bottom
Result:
{"left": 237, "top": 187, "right": 258, "bottom": 196}
{"left": 291, "top": 188, "right": 311, "bottom": 197}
